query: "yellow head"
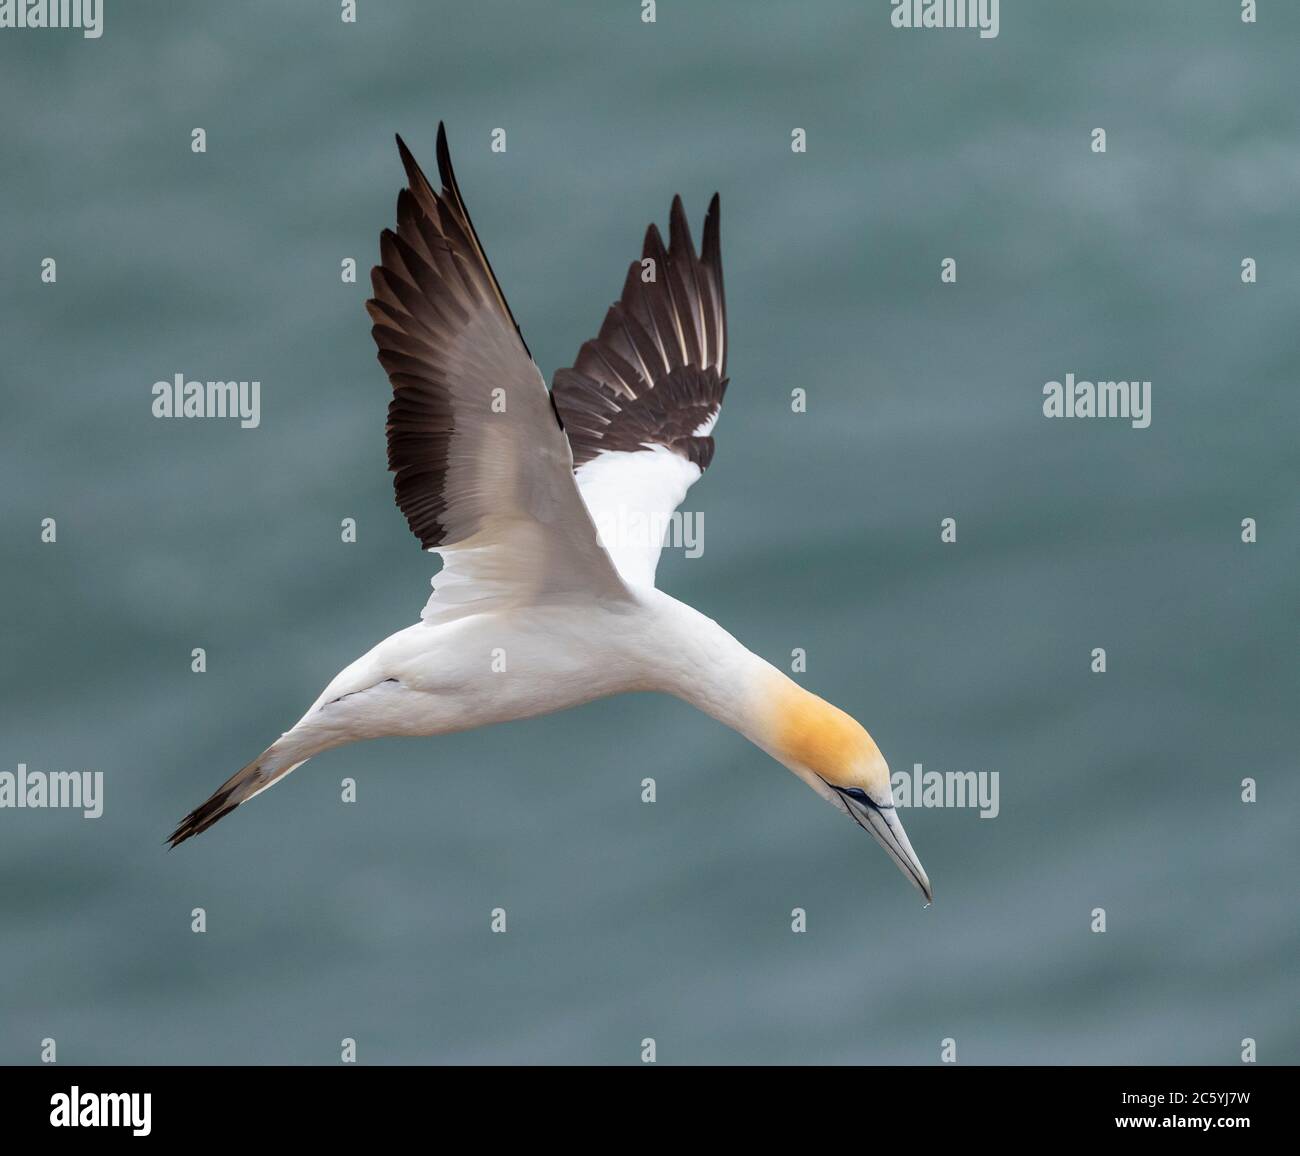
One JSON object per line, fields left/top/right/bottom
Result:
{"left": 766, "top": 677, "right": 932, "bottom": 903}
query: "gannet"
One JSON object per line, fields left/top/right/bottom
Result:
{"left": 168, "top": 124, "right": 933, "bottom": 904}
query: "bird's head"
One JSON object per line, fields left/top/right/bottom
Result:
{"left": 767, "top": 678, "right": 933, "bottom": 904}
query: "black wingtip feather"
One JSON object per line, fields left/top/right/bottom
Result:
{"left": 668, "top": 194, "right": 696, "bottom": 259}
{"left": 394, "top": 132, "right": 414, "bottom": 172}
{"left": 435, "top": 121, "right": 454, "bottom": 189}
{"left": 643, "top": 222, "right": 667, "bottom": 262}
{"left": 702, "top": 194, "right": 721, "bottom": 261}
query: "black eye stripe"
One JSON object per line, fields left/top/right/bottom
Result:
{"left": 835, "top": 785, "right": 895, "bottom": 811}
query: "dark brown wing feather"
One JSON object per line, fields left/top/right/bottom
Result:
{"left": 365, "top": 124, "right": 621, "bottom": 613}
{"left": 552, "top": 195, "right": 727, "bottom": 471}
{"left": 368, "top": 124, "right": 543, "bottom": 551}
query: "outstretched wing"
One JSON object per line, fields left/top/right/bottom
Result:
{"left": 551, "top": 195, "right": 727, "bottom": 588}
{"left": 368, "top": 124, "right": 628, "bottom": 620}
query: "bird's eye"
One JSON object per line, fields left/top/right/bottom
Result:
{"left": 842, "top": 787, "right": 869, "bottom": 802}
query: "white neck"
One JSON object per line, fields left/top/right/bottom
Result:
{"left": 646, "top": 594, "right": 781, "bottom": 733}
{"left": 629, "top": 589, "right": 880, "bottom": 796}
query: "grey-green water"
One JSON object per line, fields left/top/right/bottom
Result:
{"left": 1, "top": 0, "right": 1296, "bottom": 1064}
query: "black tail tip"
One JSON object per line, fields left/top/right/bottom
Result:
{"left": 165, "top": 788, "right": 242, "bottom": 849}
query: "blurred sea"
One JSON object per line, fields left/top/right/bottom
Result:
{"left": 1, "top": 0, "right": 1296, "bottom": 1063}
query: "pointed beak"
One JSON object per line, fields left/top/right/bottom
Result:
{"left": 837, "top": 789, "right": 933, "bottom": 904}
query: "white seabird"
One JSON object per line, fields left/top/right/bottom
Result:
{"left": 168, "top": 124, "right": 932, "bottom": 904}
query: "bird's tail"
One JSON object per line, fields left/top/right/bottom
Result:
{"left": 167, "top": 739, "right": 309, "bottom": 848}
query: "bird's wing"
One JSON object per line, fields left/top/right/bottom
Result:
{"left": 551, "top": 195, "right": 727, "bottom": 588}
{"left": 368, "top": 125, "right": 629, "bottom": 621}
